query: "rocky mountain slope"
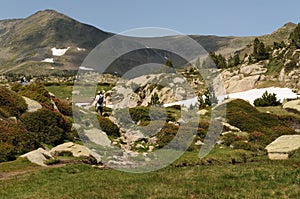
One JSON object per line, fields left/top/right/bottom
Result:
{"left": 1, "top": 9, "right": 296, "bottom": 76}
{"left": 0, "top": 10, "right": 112, "bottom": 74}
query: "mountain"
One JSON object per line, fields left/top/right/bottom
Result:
{"left": 0, "top": 9, "right": 297, "bottom": 76}
{"left": 0, "top": 10, "right": 112, "bottom": 74}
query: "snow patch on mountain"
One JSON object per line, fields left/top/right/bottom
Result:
{"left": 77, "top": 47, "right": 86, "bottom": 52}
{"left": 52, "top": 47, "right": 70, "bottom": 56}
{"left": 41, "top": 58, "right": 54, "bottom": 63}
{"left": 163, "top": 87, "right": 297, "bottom": 107}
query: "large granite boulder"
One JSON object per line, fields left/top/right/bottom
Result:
{"left": 265, "top": 135, "right": 300, "bottom": 160}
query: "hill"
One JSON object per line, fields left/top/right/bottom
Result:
{"left": 0, "top": 10, "right": 112, "bottom": 75}
{"left": 0, "top": 10, "right": 296, "bottom": 76}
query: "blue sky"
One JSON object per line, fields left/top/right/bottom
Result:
{"left": 0, "top": 0, "right": 300, "bottom": 36}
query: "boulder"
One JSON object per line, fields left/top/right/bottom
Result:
{"left": 22, "top": 96, "right": 42, "bottom": 112}
{"left": 226, "top": 75, "right": 261, "bottom": 93}
{"left": 20, "top": 148, "right": 54, "bottom": 166}
{"left": 50, "top": 142, "right": 90, "bottom": 157}
{"left": 197, "top": 109, "right": 209, "bottom": 116}
{"left": 84, "top": 128, "right": 111, "bottom": 147}
{"left": 49, "top": 142, "right": 102, "bottom": 163}
{"left": 240, "top": 64, "right": 267, "bottom": 76}
{"left": 265, "top": 135, "right": 300, "bottom": 160}
{"left": 283, "top": 99, "right": 300, "bottom": 113}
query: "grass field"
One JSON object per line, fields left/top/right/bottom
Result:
{"left": 0, "top": 150, "right": 299, "bottom": 199}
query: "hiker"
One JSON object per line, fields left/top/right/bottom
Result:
{"left": 20, "top": 77, "right": 28, "bottom": 85}
{"left": 95, "top": 90, "right": 106, "bottom": 116}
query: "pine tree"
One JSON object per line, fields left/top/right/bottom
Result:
{"left": 253, "top": 38, "right": 269, "bottom": 61}
{"left": 233, "top": 53, "right": 240, "bottom": 66}
{"left": 253, "top": 91, "right": 281, "bottom": 107}
{"left": 148, "top": 92, "right": 161, "bottom": 106}
{"left": 165, "top": 59, "right": 174, "bottom": 67}
{"left": 289, "top": 23, "right": 300, "bottom": 49}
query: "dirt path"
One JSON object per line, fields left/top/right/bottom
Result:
{"left": 0, "top": 164, "right": 66, "bottom": 181}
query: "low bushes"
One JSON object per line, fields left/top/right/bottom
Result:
{"left": 219, "top": 99, "right": 294, "bottom": 135}
{"left": 0, "top": 120, "right": 37, "bottom": 162}
{"left": 53, "top": 98, "right": 72, "bottom": 116}
{"left": 18, "top": 82, "right": 53, "bottom": 109}
{"left": 97, "top": 115, "right": 120, "bottom": 138}
{"left": 20, "top": 109, "right": 72, "bottom": 145}
{"left": 0, "top": 86, "right": 27, "bottom": 117}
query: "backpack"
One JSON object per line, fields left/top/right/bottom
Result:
{"left": 97, "top": 95, "right": 104, "bottom": 104}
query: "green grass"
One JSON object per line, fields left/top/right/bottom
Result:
{"left": 0, "top": 158, "right": 40, "bottom": 173}
{"left": 45, "top": 85, "right": 73, "bottom": 100}
{"left": 256, "top": 106, "right": 294, "bottom": 115}
{"left": 0, "top": 156, "right": 299, "bottom": 199}
{"left": 45, "top": 83, "right": 115, "bottom": 100}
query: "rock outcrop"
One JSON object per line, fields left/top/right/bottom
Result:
{"left": 21, "top": 142, "right": 102, "bottom": 166}
{"left": 22, "top": 96, "right": 42, "bottom": 112}
{"left": 20, "top": 148, "right": 54, "bottom": 166}
{"left": 283, "top": 99, "right": 300, "bottom": 113}
{"left": 265, "top": 135, "right": 300, "bottom": 160}
{"left": 222, "top": 64, "right": 267, "bottom": 93}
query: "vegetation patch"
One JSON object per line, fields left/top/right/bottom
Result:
{"left": 18, "top": 83, "right": 53, "bottom": 109}
{"left": 0, "top": 120, "right": 37, "bottom": 162}
{"left": 20, "top": 109, "right": 73, "bottom": 146}
{"left": 0, "top": 86, "right": 27, "bottom": 117}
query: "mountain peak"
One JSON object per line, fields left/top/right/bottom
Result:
{"left": 283, "top": 22, "right": 297, "bottom": 27}
{"left": 28, "top": 9, "right": 70, "bottom": 21}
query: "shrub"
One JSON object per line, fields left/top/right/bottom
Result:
{"left": 253, "top": 91, "right": 281, "bottom": 107}
{"left": 53, "top": 98, "right": 72, "bottom": 116}
{"left": 231, "top": 141, "right": 257, "bottom": 152}
{"left": 156, "top": 123, "right": 179, "bottom": 148}
{"left": 20, "top": 109, "right": 72, "bottom": 145}
{"left": 0, "top": 86, "right": 27, "bottom": 117}
{"left": 97, "top": 115, "right": 120, "bottom": 138}
{"left": 222, "top": 133, "right": 247, "bottom": 147}
{"left": 129, "top": 106, "right": 151, "bottom": 123}
{"left": 18, "top": 82, "right": 53, "bottom": 109}
{"left": 0, "top": 120, "right": 37, "bottom": 162}
{"left": 249, "top": 131, "right": 269, "bottom": 145}
{"left": 217, "top": 99, "right": 281, "bottom": 133}
{"left": 10, "top": 83, "right": 23, "bottom": 92}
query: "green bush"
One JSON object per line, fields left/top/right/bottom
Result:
{"left": 222, "top": 133, "right": 247, "bottom": 147}
{"left": 20, "top": 109, "right": 72, "bottom": 145}
{"left": 253, "top": 91, "right": 281, "bottom": 107}
{"left": 0, "top": 86, "right": 27, "bottom": 117}
{"left": 218, "top": 99, "right": 281, "bottom": 133}
{"left": 0, "top": 120, "right": 37, "bottom": 162}
{"left": 97, "top": 115, "right": 120, "bottom": 138}
{"left": 156, "top": 123, "right": 179, "bottom": 148}
{"left": 53, "top": 98, "right": 72, "bottom": 116}
{"left": 231, "top": 141, "right": 258, "bottom": 152}
{"left": 248, "top": 131, "right": 269, "bottom": 145}
{"left": 18, "top": 82, "right": 53, "bottom": 109}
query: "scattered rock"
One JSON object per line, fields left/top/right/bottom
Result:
{"left": 50, "top": 142, "right": 90, "bottom": 157}
{"left": 283, "top": 99, "right": 300, "bottom": 113}
{"left": 20, "top": 148, "right": 54, "bottom": 166}
{"left": 84, "top": 128, "right": 111, "bottom": 147}
{"left": 265, "top": 135, "right": 300, "bottom": 160}
{"left": 223, "top": 122, "right": 241, "bottom": 132}
{"left": 197, "top": 109, "right": 209, "bottom": 116}
{"left": 239, "top": 64, "right": 267, "bottom": 76}
{"left": 22, "top": 96, "right": 42, "bottom": 112}
{"left": 195, "top": 140, "right": 204, "bottom": 146}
